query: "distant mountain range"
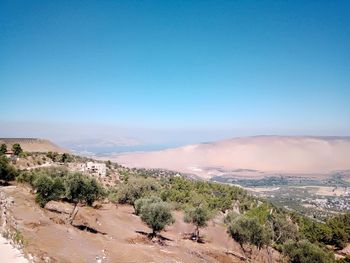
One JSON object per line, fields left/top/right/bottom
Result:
{"left": 105, "top": 136, "right": 350, "bottom": 179}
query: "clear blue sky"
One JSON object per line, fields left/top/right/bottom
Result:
{"left": 1, "top": 0, "right": 349, "bottom": 145}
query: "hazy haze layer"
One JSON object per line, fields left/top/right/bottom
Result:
{"left": 109, "top": 136, "right": 350, "bottom": 178}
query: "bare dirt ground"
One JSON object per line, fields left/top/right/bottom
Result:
{"left": 0, "top": 185, "right": 280, "bottom": 263}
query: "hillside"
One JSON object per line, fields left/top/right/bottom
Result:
{"left": 0, "top": 138, "right": 67, "bottom": 153}
{"left": 109, "top": 136, "right": 350, "bottom": 179}
{"left": 0, "top": 185, "right": 278, "bottom": 263}
{"left": 1, "top": 151, "right": 348, "bottom": 262}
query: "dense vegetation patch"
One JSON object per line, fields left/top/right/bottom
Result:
{"left": 17, "top": 167, "right": 104, "bottom": 208}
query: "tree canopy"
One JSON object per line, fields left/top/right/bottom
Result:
{"left": 116, "top": 176, "right": 158, "bottom": 205}
{"left": 283, "top": 240, "right": 335, "bottom": 263}
{"left": 34, "top": 174, "right": 65, "bottom": 207}
{"left": 65, "top": 173, "right": 103, "bottom": 206}
{"left": 184, "top": 205, "right": 211, "bottom": 241}
{"left": 227, "top": 215, "right": 271, "bottom": 252}
{"left": 12, "top": 143, "right": 23, "bottom": 156}
{"left": 0, "top": 144, "right": 7, "bottom": 155}
{"left": 137, "top": 198, "right": 174, "bottom": 237}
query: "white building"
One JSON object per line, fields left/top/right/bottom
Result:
{"left": 84, "top": 162, "right": 107, "bottom": 177}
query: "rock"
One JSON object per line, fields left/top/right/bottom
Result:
{"left": 92, "top": 201, "right": 103, "bottom": 209}
{"left": 44, "top": 201, "right": 73, "bottom": 215}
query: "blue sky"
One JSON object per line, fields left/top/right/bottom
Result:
{"left": 1, "top": 0, "right": 349, "bottom": 146}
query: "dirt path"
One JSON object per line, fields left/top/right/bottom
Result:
{"left": 0, "top": 235, "right": 29, "bottom": 263}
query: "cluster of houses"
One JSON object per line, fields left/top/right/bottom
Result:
{"left": 69, "top": 161, "right": 107, "bottom": 177}
{"left": 81, "top": 161, "right": 107, "bottom": 177}
{"left": 309, "top": 197, "right": 350, "bottom": 211}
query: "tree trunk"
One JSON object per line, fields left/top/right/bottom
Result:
{"left": 240, "top": 243, "right": 246, "bottom": 258}
{"left": 150, "top": 230, "right": 157, "bottom": 239}
{"left": 69, "top": 203, "right": 78, "bottom": 225}
{"left": 267, "top": 246, "right": 273, "bottom": 263}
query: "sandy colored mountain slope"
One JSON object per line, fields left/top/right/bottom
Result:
{"left": 109, "top": 136, "right": 350, "bottom": 179}
{"left": 0, "top": 138, "right": 67, "bottom": 153}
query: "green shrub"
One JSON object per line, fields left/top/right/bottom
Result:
{"left": 326, "top": 213, "right": 350, "bottom": 249}
{"left": 0, "top": 156, "right": 18, "bottom": 182}
{"left": 117, "top": 177, "right": 158, "bottom": 205}
{"left": 271, "top": 214, "right": 299, "bottom": 244}
{"left": 283, "top": 240, "right": 335, "bottom": 263}
{"left": 300, "top": 217, "right": 333, "bottom": 245}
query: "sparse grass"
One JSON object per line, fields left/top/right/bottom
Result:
{"left": 1, "top": 229, "right": 26, "bottom": 247}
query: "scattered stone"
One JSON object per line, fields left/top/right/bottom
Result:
{"left": 44, "top": 201, "right": 73, "bottom": 215}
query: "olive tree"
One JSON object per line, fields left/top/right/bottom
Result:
{"left": 184, "top": 205, "right": 211, "bottom": 241}
{"left": 65, "top": 173, "right": 103, "bottom": 223}
{"left": 134, "top": 196, "right": 162, "bottom": 215}
{"left": 138, "top": 199, "right": 174, "bottom": 238}
{"left": 227, "top": 215, "right": 271, "bottom": 255}
{"left": 283, "top": 240, "right": 335, "bottom": 263}
{"left": 34, "top": 174, "right": 65, "bottom": 207}
{"left": 0, "top": 144, "right": 7, "bottom": 155}
{"left": 12, "top": 143, "right": 23, "bottom": 156}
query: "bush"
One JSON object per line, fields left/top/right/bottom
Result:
{"left": 16, "top": 171, "right": 37, "bottom": 186}
{"left": 300, "top": 217, "right": 333, "bottom": 245}
{"left": 17, "top": 167, "right": 68, "bottom": 187}
{"left": 117, "top": 177, "right": 158, "bottom": 205}
{"left": 138, "top": 201, "right": 174, "bottom": 237}
{"left": 0, "top": 156, "right": 18, "bottom": 182}
{"left": 60, "top": 153, "right": 73, "bottom": 163}
{"left": 159, "top": 176, "right": 252, "bottom": 213}
{"left": 227, "top": 215, "right": 272, "bottom": 252}
{"left": 283, "top": 240, "right": 335, "bottom": 263}
{"left": 271, "top": 214, "right": 299, "bottom": 244}
{"left": 326, "top": 213, "right": 350, "bottom": 249}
